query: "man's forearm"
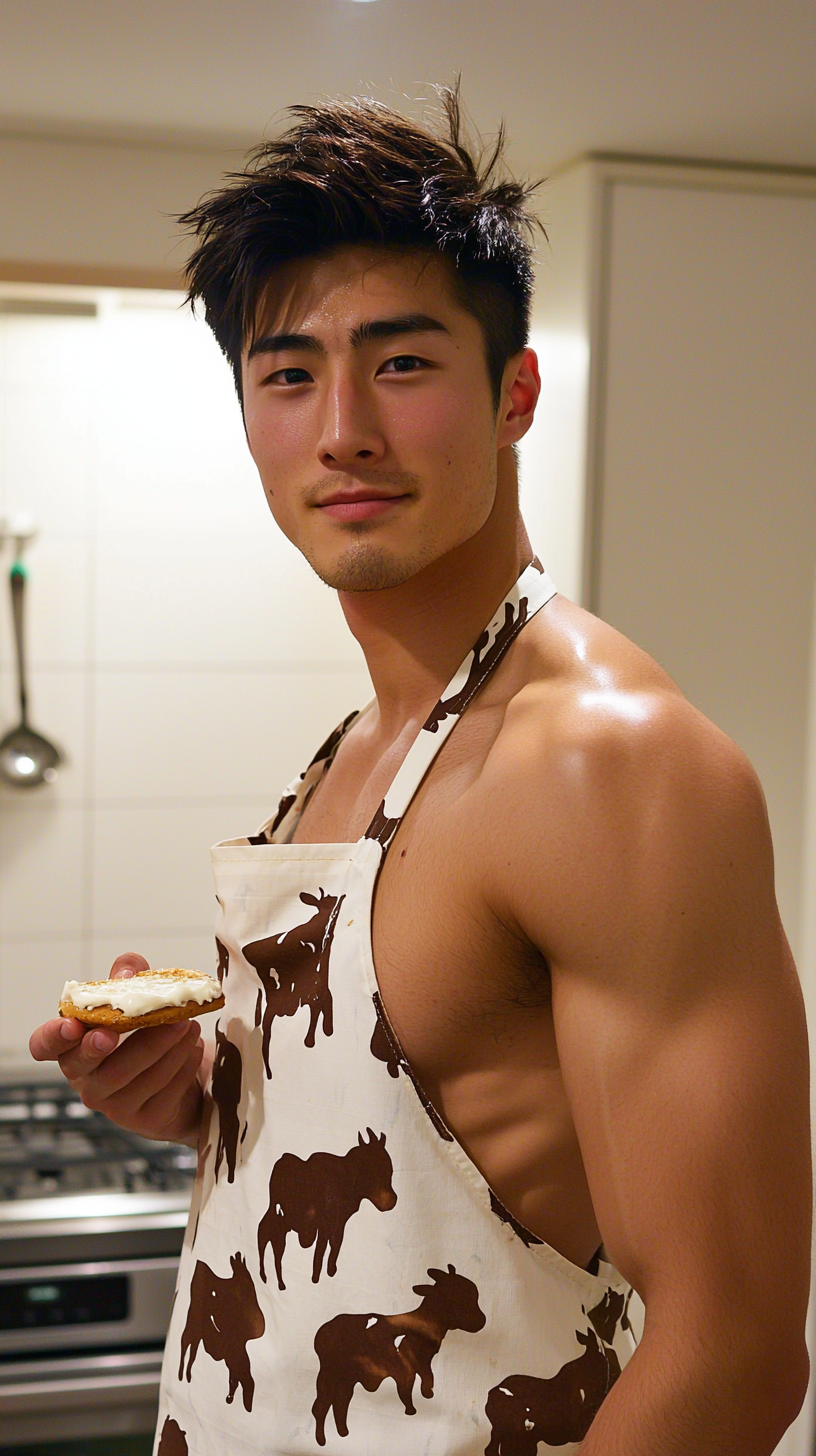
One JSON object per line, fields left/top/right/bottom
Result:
{"left": 581, "top": 1331, "right": 807, "bottom": 1456}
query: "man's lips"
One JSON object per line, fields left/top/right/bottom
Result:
{"left": 315, "top": 490, "right": 410, "bottom": 523}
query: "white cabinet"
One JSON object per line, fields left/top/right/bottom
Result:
{"left": 526, "top": 157, "right": 816, "bottom": 957}
{"left": 522, "top": 157, "right": 816, "bottom": 1456}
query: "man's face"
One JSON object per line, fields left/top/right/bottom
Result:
{"left": 241, "top": 245, "right": 535, "bottom": 592}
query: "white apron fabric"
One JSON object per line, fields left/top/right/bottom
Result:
{"left": 155, "top": 561, "right": 636, "bottom": 1456}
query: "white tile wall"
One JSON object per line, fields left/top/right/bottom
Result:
{"left": 0, "top": 802, "right": 87, "bottom": 940}
{"left": 0, "top": 939, "right": 86, "bottom": 1056}
{"left": 93, "top": 534, "right": 354, "bottom": 664}
{"left": 0, "top": 285, "right": 372, "bottom": 1061}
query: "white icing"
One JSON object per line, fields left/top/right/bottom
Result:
{"left": 61, "top": 970, "right": 221, "bottom": 1016}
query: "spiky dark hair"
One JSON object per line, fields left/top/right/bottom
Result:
{"left": 179, "top": 84, "right": 542, "bottom": 409}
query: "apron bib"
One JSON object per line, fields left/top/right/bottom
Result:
{"left": 155, "top": 561, "right": 635, "bottom": 1456}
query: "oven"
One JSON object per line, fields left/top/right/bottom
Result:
{"left": 0, "top": 1073, "right": 194, "bottom": 1447}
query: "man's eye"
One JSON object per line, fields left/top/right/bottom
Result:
{"left": 269, "top": 367, "right": 312, "bottom": 385}
{"left": 380, "top": 355, "right": 424, "bottom": 374}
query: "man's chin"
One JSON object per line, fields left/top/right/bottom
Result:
{"left": 307, "top": 541, "right": 433, "bottom": 593}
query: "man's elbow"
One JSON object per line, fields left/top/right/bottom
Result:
{"left": 777, "top": 1342, "right": 810, "bottom": 1428}
{"left": 745, "top": 1337, "right": 810, "bottom": 1447}
{"left": 649, "top": 1320, "right": 811, "bottom": 1451}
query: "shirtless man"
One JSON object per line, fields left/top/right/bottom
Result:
{"left": 31, "top": 92, "right": 810, "bottom": 1455}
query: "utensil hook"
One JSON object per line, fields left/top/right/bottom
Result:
{"left": 1, "top": 516, "right": 38, "bottom": 730}
{"left": 0, "top": 513, "right": 37, "bottom": 559}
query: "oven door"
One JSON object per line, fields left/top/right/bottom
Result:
{"left": 0, "top": 1255, "right": 178, "bottom": 1356}
{"left": 0, "top": 1256, "right": 178, "bottom": 1445}
{"left": 0, "top": 1346, "right": 164, "bottom": 1445}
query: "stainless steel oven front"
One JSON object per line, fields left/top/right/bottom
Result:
{"left": 0, "top": 1075, "right": 194, "bottom": 1447}
{"left": 0, "top": 1252, "right": 179, "bottom": 1354}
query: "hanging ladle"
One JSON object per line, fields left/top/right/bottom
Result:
{"left": 0, "top": 550, "right": 61, "bottom": 788}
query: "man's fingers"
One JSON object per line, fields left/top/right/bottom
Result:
{"left": 56, "top": 1025, "right": 121, "bottom": 1080}
{"left": 30, "top": 1017, "right": 88, "bottom": 1063}
{"left": 30, "top": 954, "right": 149, "bottom": 1061}
{"left": 30, "top": 950, "right": 150, "bottom": 1063}
{"left": 137, "top": 1035, "right": 205, "bottom": 1116}
{"left": 106, "top": 1024, "right": 203, "bottom": 1114}
{"left": 110, "top": 952, "right": 150, "bottom": 980}
{"left": 137, "top": 1045, "right": 206, "bottom": 1135}
{"left": 79, "top": 1020, "right": 198, "bottom": 1105}
{"left": 28, "top": 964, "right": 205, "bottom": 1146}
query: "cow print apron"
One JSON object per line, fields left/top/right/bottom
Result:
{"left": 155, "top": 560, "right": 636, "bottom": 1456}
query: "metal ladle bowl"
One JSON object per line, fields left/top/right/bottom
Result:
{"left": 0, "top": 559, "right": 62, "bottom": 788}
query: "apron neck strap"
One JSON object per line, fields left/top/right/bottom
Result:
{"left": 363, "top": 559, "right": 557, "bottom": 853}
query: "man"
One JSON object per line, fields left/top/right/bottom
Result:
{"left": 31, "top": 90, "right": 810, "bottom": 1455}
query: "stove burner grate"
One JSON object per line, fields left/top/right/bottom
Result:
{"left": 0, "top": 1083, "right": 197, "bottom": 1202}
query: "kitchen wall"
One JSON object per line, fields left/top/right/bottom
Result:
{"left": 0, "top": 284, "right": 372, "bottom": 1061}
{"left": 594, "top": 173, "right": 816, "bottom": 961}
{"left": 0, "top": 131, "right": 241, "bottom": 285}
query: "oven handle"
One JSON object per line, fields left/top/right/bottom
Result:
{"left": 0, "top": 1255, "right": 179, "bottom": 1283}
{"left": 0, "top": 1353, "right": 163, "bottom": 1413}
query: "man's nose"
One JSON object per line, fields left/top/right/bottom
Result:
{"left": 317, "top": 375, "right": 385, "bottom": 470}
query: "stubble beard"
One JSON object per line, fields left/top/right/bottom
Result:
{"left": 304, "top": 532, "right": 436, "bottom": 592}
{"left": 299, "top": 469, "right": 435, "bottom": 592}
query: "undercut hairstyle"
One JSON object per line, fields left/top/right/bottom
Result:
{"left": 179, "top": 85, "right": 542, "bottom": 410}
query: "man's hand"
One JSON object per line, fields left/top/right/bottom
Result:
{"left": 29, "top": 953, "right": 205, "bottom": 1146}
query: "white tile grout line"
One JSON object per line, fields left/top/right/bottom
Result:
{"left": 0, "top": 323, "right": 6, "bottom": 526}
{"left": 0, "top": 659, "right": 368, "bottom": 674}
{"left": 0, "top": 928, "right": 215, "bottom": 947}
{"left": 0, "top": 795, "right": 276, "bottom": 809}
{"left": 79, "top": 327, "right": 100, "bottom": 979}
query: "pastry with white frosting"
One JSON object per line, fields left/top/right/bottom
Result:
{"left": 59, "top": 968, "right": 224, "bottom": 1031}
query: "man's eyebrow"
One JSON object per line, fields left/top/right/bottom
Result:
{"left": 350, "top": 314, "right": 450, "bottom": 347}
{"left": 246, "top": 314, "right": 449, "bottom": 361}
{"left": 247, "top": 332, "right": 326, "bottom": 361}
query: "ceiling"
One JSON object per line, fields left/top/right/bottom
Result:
{"left": 0, "top": 0, "right": 814, "bottom": 177}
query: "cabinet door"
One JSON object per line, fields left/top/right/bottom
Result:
{"left": 594, "top": 180, "right": 816, "bottom": 956}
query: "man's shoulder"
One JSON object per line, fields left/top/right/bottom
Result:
{"left": 487, "top": 596, "right": 762, "bottom": 840}
{"left": 481, "top": 598, "right": 776, "bottom": 965}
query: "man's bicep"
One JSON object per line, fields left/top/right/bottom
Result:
{"left": 543, "top": 755, "right": 810, "bottom": 1337}
{"left": 554, "top": 946, "right": 809, "bottom": 1314}
{"left": 505, "top": 706, "right": 810, "bottom": 1332}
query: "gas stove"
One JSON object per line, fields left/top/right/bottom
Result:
{"left": 0, "top": 1073, "right": 195, "bottom": 1447}
{"left": 0, "top": 1079, "right": 197, "bottom": 1204}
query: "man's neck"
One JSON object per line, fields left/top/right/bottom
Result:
{"left": 337, "top": 450, "right": 532, "bottom": 742}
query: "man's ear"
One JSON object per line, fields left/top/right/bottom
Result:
{"left": 496, "top": 347, "right": 540, "bottom": 450}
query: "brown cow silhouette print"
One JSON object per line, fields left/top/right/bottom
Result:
{"left": 243, "top": 888, "right": 345, "bottom": 1072}
{"left": 215, "top": 936, "right": 229, "bottom": 984}
{"left": 247, "top": 792, "right": 296, "bottom": 843}
{"left": 156, "top": 1416, "right": 188, "bottom": 1456}
{"left": 423, "top": 597, "right": 529, "bottom": 735}
{"left": 369, "top": 1013, "right": 399, "bottom": 1077}
{"left": 587, "top": 1288, "right": 629, "bottom": 1344}
{"left": 258, "top": 1128, "right": 397, "bottom": 1289}
{"left": 211, "top": 1022, "right": 243, "bottom": 1184}
{"left": 364, "top": 799, "right": 402, "bottom": 849}
{"left": 483, "top": 1292, "right": 624, "bottom": 1454}
{"left": 368, "top": 994, "right": 454, "bottom": 1141}
{"left": 369, "top": 996, "right": 400, "bottom": 1077}
{"left": 312, "top": 1264, "right": 485, "bottom": 1445}
{"left": 178, "top": 1253, "right": 265, "bottom": 1412}
{"left": 188, "top": 1093, "right": 213, "bottom": 1249}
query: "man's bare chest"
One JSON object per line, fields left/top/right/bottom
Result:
{"left": 372, "top": 806, "right": 553, "bottom": 1095}
{"left": 294, "top": 705, "right": 553, "bottom": 1091}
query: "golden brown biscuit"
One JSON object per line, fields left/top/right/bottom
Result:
{"left": 59, "top": 968, "right": 225, "bottom": 1032}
